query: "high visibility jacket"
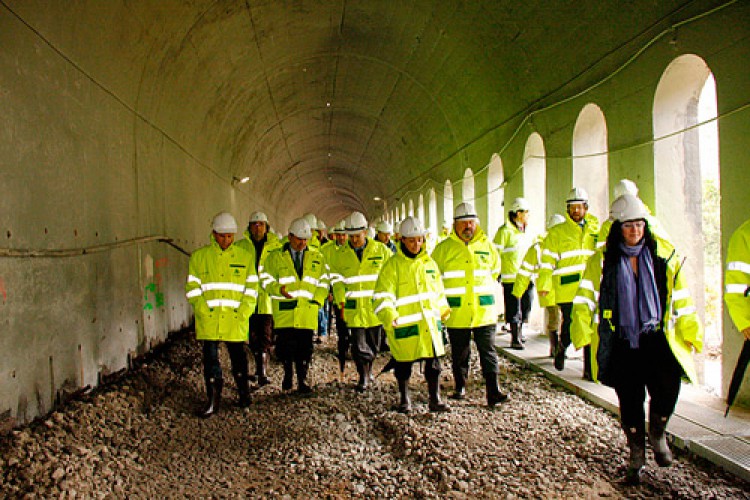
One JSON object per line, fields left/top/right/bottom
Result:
{"left": 537, "top": 213, "right": 599, "bottom": 304}
{"left": 493, "top": 220, "right": 533, "bottom": 283}
{"left": 725, "top": 218, "right": 750, "bottom": 332}
{"left": 329, "top": 238, "right": 391, "bottom": 328}
{"left": 373, "top": 249, "right": 450, "bottom": 362}
{"left": 320, "top": 239, "right": 343, "bottom": 263}
{"left": 571, "top": 243, "right": 703, "bottom": 385}
{"left": 512, "top": 236, "right": 555, "bottom": 307}
{"left": 235, "top": 231, "right": 282, "bottom": 315}
{"left": 260, "top": 243, "right": 330, "bottom": 330}
{"left": 185, "top": 239, "right": 258, "bottom": 341}
{"left": 431, "top": 228, "right": 500, "bottom": 328}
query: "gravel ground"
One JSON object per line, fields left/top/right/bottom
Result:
{"left": 1, "top": 330, "right": 748, "bottom": 499}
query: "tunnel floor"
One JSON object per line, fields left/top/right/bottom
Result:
{"left": 1, "top": 331, "right": 747, "bottom": 498}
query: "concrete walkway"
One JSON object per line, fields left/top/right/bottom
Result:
{"left": 495, "top": 327, "right": 750, "bottom": 482}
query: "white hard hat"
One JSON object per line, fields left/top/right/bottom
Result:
{"left": 399, "top": 216, "right": 427, "bottom": 238}
{"left": 546, "top": 213, "right": 566, "bottom": 229}
{"left": 394, "top": 221, "right": 402, "bottom": 235}
{"left": 511, "top": 197, "right": 530, "bottom": 212}
{"left": 316, "top": 218, "right": 327, "bottom": 231}
{"left": 454, "top": 202, "right": 478, "bottom": 221}
{"left": 345, "top": 211, "right": 368, "bottom": 234}
{"left": 249, "top": 211, "right": 268, "bottom": 224}
{"left": 566, "top": 187, "right": 589, "bottom": 204}
{"left": 610, "top": 194, "right": 649, "bottom": 222}
{"left": 212, "top": 212, "right": 238, "bottom": 233}
{"left": 367, "top": 227, "right": 376, "bottom": 239}
{"left": 331, "top": 219, "right": 346, "bottom": 234}
{"left": 289, "top": 218, "right": 312, "bottom": 239}
{"left": 614, "top": 179, "right": 639, "bottom": 199}
{"left": 302, "top": 213, "right": 318, "bottom": 230}
{"left": 376, "top": 220, "right": 393, "bottom": 233}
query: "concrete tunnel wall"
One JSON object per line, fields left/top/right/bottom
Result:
{"left": 1, "top": 1, "right": 750, "bottom": 426}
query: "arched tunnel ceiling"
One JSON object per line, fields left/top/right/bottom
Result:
{"left": 30, "top": 0, "right": 701, "bottom": 226}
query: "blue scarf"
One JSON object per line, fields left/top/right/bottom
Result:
{"left": 616, "top": 241, "right": 661, "bottom": 348}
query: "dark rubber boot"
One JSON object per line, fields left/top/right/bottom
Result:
{"left": 255, "top": 352, "right": 270, "bottom": 387}
{"left": 355, "top": 361, "right": 368, "bottom": 392}
{"left": 234, "top": 372, "right": 251, "bottom": 408}
{"left": 649, "top": 412, "right": 673, "bottom": 467}
{"left": 197, "top": 378, "right": 223, "bottom": 418}
{"left": 427, "top": 374, "right": 450, "bottom": 413}
{"left": 510, "top": 323, "right": 524, "bottom": 350}
{"left": 554, "top": 342, "right": 566, "bottom": 371}
{"left": 282, "top": 361, "right": 294, "bottom": 391}
{"left": 450, "top": 369, "right": 466, "bottom": 400}
{"left": 296, "top": 359, "right": 312, "bottom": 394}
{"left": 582, "top": 345, "right": 593, "bottom": 381}
{"left": 485, "top": 374, "right": 508, "bottom": 407}
{"left": 548, "top": 331, "right": 559, "bottom": 358}
{"left": 396, "top": 379, "right": 411, "bottom": 414}
{"left": 623, "top": 423, "right": 646, "bottom": 484}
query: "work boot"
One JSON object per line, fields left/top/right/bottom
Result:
{"left": 197, "top": 378, "right": 223, "bottom": 418}
{"left": 622, "top": 423, "right": 646, "bottom": 485}
{"left": 396, "top": 379, "right": 412, "bottom": 414}
{"left": 582, "top": 345, "right": 593, "bottom": 381}
{"left": 485, "top": 375, "right": 508, "bottom": 407}
{"left": 355, "top": 361, "right": 369, "bottom": 392}
{"left": 509, "top": 324, "right": 524, "bottom": 350}
{"left": 554, "top": 343, "right": 566, "bottom": 371}
{"left": 296, "top": 359, "right": 312, "bottom": 394}
{"left": 255, "top": 352, "right": 270, "bottom": 387}
{"left": 648, "top": 412, "right": 673, "bottom": 467}
{"left": 234, "top": 372, "right": 252, "bottom": 408}
{"left": 519, "top": 323, "right": 527, "bottom": 343}
{"left": 426, "top": 374, "right": 450, "bottom": 413}
{"left": 450, "top": 370, "right": 466, "bottom": 400}
{"left": 548, "top": 331, "right": 559, "bottom": 357}
{"left": 282, "top": 361, "right": 294, "bottom": 391}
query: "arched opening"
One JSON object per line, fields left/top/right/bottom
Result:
{"left": 487, "top": 153, "right": 504, "bottom": 238}
{"left": 408, "top": 199, "right": 415, "bottom": 218}
{"left": 428, "top": 187, "right": 438, "bottom": 240}
{"left": 654, "top": 54, "right": 718, "bottom": 393}
{"left": 523, "top": 133, "right": 547, "bottom": 236}
{"left": 443, "top": 180, "right": 454, "bottom": 227}
{"left": 462, "top": 168, "right": 475, "bottom": 206}
{"left": 417, "top": 194, "right": 425, "bottom": 226}
{"left": 572, "top": 103, "right": 609, "bottom": 223}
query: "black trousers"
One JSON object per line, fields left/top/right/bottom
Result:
{"left": 559, "top": 302, "right": 574, "bottom": 349}
{"left": 611, "top": 331, "right": 684, "bottom": 428}
{"left": 448, "top": 324, "right": 499, "bottom": 378}
{"left": 502, "top": 283, "right": 534, "bottom": 324}
{"left": 349, "top": 326, "right": 382, "bottom": 364}
{"left": 394, "top": 357, "right": 442, "bottom": 382}
{"left": 248, "top": 313, "right": 274, "bottom": 354}
{"left": 274, "top": 328, "right": 314, "bottom": 364}
{"left": 202, "top": 340, "right": 248, "bottom": 385}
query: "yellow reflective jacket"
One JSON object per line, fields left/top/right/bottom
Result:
{"left": 492, "top": 220, "right": 533, "bottom": 284}
{"left": 260, "top": 244, "right": 330, "bottom": 330}
{"left": 373, "top": 249, "right": 450, "bottom": 362}
{"left": 571, "top": 242, "right": 703, "bottom": 385}
{"left": 235, "top": 231, "right": 282, "bottom": 315}
{"left": 725, "top": 218, "right": 750, "bottom": 332}
{"left": 185, "top": 239, "right": 258, "bottom": 342}
{"left": 431, "top": 228, "right": 501, "bottom": 328}
{"left": 537, "top": 213, "right": 599, "bottom": 304}
{"left": 512, "top": 236, "right": 556, "bottom": 307}
{"left": 329, "top": 238, "right": 391, "bottom": 328}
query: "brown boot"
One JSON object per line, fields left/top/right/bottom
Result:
{"left": 648, "top": 412, "right": 673, "bottom": 467}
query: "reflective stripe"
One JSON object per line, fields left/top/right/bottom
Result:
{"left": 289, "top": 289, "right": 314, "bottom": 300}
{"left": 244, "top": 289, "right": 258, "bottom": 298}
{"left": 573, "top": 295, "right": 596, "bottom": 311}
{"left": 552, "top": 264, "right": 587, "bottom": 276}
{"left": 500, "top": 273, "right": 516, "bottom": 280}
{"left": 727, "top": 261, "right": 750, "bottom": 275}
{"left": 395, "top": 312, "right": 424, "bottom": 325}
{"left": 443, "top": 287, "right": 466, "bottom": 296}
{"left": 674, "top": 305, "right": 696, "bottom": 317}
{"left": 442, "top": 270, "right": 466, "bottom": 279}
{"left": 186, "top": 288, "right": 202, "bottom": 298}
{"left": 473, "top": 269, "right": 493, "bottom": 277}
{"left": 579, "top": 279, "right": 595, "bottom": 292}
{"left": 395, "top": 292, "right": 436, "bottom": 306}
{"left": 517, "top": 268, "right": 533, "bottom": 277}
{"left": 206, "top": 299, "right": 242, "bottom": 308}
{"left": 560, "top": 249, "right": 594, "bottom": 260}
{"left": 279, "top": 276, "right": 296, "bottom": 285}
{"left": 521, "top": 261, "right": 535, "bottom": 270}
{"left": 373, "top": 292, "right": 396, "bottom": 301}
{"left": 539, "top": 263, "right": 554, "bottom": 271}
{"left": 246, "top": 275, "right": 259, "bottom": 283}
{"left": 345, "top": 274, "right": 378, "bottom": 284}
{"left": 725, "top": 283, "right": 748, "bottom": 294}
{"left": 303, "top": 276, "right": 322, "bottom": 287}
{"left": 543, "top": 249, "right": 559, "bottom": 260}
{"left": 346, "top": 290, "right": 374, "bottom": 299}
{"left": 374, "top": 302, "right": 394, "bottom": 315}
{"left": 202, "top": 282, "right": 246, "bottom": 292}
{"left": 502, "top": 247, "right": 516, "bottom": 254}
{"left": 474, "top": 285, "right": 496, "bottom": 294}
{"left": 188, "top": 275, "right": 202, "bottom": 284}
{"left": 596, "top": 241, "right": 606, "bottom": 249}
{"left": 671, "top": 288, "right": 690, "bottom": 301}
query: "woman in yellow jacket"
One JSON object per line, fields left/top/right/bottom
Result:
{"left": 373, "top": 216, "right": 451, "bottom": 413}
{"left": 571, "top": 195, "right": 703, "bottom": 484}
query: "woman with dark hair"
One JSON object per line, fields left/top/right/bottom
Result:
{"left": 571, "top": 194, "right": 703, "bottom": 484}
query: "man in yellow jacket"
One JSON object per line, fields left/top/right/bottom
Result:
{"left": 261, "top": 218, "right": 330, "bottom": 394}
{"left": 725, "top": 218, "right": 750, "bottom": 340}
{"left": 235, "top": 211, "right": 282, "bottom": 387}
{"left": 538, "top": 187, "right": 599, "bottom": 378}
{"left": 329, "top": 211, "right": 392, "bottom": 392}
{"left": 185, "top": 212, "right": 258, "bottom": 417}
{"left": 432, "top": 202, "right": 508, "bottom": 406}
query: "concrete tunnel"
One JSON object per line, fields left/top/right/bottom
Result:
{"left": 1, "top": 0, "right": 750, "bottom": 426}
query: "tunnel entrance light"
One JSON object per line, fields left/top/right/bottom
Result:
{"left": 232, "top": 176, "right": 250, "bottom": 186}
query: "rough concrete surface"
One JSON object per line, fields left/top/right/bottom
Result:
{"left": 1, "top": 331, "right": 747, "bottom": 498}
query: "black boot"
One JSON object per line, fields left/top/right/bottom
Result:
{"left": 548, "top": 331, "right": 559, "bottom": 357}
{"left": 622, "top": 423, "right": 646, "bottom": 484}
{"left": 296, "top": 359, "right": 312, "bottom": 394}
{"left": 450, "top": 369, "right": 466, "bottom": 400}
{"left": 485, "top": 374, "right": 508, "bottom": 407}
{"left": 197, "top": 378, "right": 223, "bottom": 418}
{"left": 234, "top": 372, "right": 251, "bottom": 408}
{"left": 427, "top": 374, "right": 450, "bottom": 413}
{"left": 396, "top": 379, "right": 411, "bottom": 414}
{"left": 648, "top": 411, "right": 673, "bottom": 467}
{"left": 282, "top": 361, "right": 294, "bottom": 391}
{"left": 255, "top": 352, "right": 270, "bottom": 386}
{"left": 355, "top": 361, "right": 369, "bottom": 392}
{"left": 554, "top": 342, "right": 567, "bottom": 371}
{"left": 510, "top": 324, "right": 524, "bottom": 350}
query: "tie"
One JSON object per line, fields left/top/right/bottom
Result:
{"left": 294, "top": 251, "right": 303, "bottom": 277}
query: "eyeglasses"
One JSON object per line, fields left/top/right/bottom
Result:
{"left": 622, "top": 221, "right": 646, "bottom": 230}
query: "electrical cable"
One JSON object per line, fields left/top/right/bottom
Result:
{"left": 0, "top": 236, "right": 190, "bottom": 258}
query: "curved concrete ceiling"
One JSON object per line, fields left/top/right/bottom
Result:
{"left": 14, "top": 0, "right": 698, "bottom": 225}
